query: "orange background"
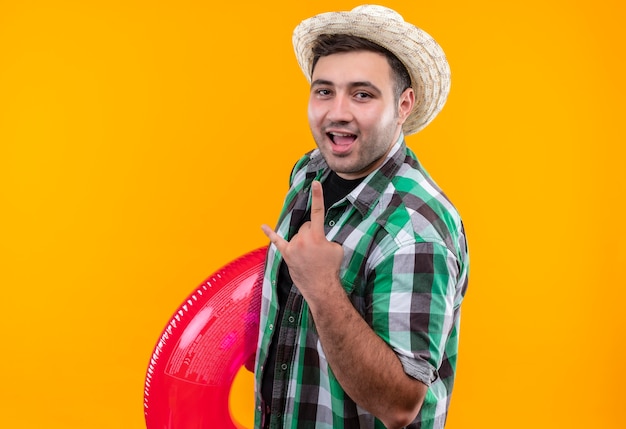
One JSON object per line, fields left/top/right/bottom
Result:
{"left": 1, "top": 0, "right": 624, "bottom": 428}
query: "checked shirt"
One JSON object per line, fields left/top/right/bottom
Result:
{"left": 254, "top": 137, "right": 469, "bottom": 429}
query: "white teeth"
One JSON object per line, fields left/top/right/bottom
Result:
{"left": 329, "top": 132, "right": 354, "bottom": 137}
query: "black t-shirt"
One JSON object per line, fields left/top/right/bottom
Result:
{"left": 261, "top": 171, "right": 364, "bottom": 408}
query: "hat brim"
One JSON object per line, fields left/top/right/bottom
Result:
{"left": 292, "top": 5, "right": 451, "bottom": 135}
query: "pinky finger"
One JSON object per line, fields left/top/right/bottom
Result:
{"left": 261, "top": 224, "right": 288, "bottom": 252}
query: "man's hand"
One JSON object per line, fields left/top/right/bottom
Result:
{"left": 261, "top": 181, "right": 344, "bottom": 304}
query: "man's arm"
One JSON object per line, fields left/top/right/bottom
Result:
{"left": 262, "top": 181, "right": 427, "bottom": 429}
{"left": 306, "top": 272, "right": 427, "bottom": 429}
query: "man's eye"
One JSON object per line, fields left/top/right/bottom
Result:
{"left": 317, "top": 89, "right": 332, "bottom": 96}
{"left": 355, "top": 92, "right": 371, "bottom": 100}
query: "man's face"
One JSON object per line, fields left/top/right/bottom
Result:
{"left": 308, "top": 50, "right": 414, "bottom": 180}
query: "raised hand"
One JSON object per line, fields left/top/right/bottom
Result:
{"left": 261, "top": 181, "right": 344, "bottom": 304}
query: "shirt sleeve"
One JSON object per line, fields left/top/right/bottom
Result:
{"left": 367, "top": 240, "right": 460, "bottom": 386}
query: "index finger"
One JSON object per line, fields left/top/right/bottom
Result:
{"left": 310, "top": 180, "right": 326, "bottom": 235}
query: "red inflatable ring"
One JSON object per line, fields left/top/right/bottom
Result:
{"left": 144, "top": 246, "right": 267, "bottom": 429}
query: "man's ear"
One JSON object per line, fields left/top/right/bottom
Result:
{"left": 398, "top": 87, "right": 415, "bottom": 125}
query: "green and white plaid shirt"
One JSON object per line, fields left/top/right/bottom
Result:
{"left": 254, "top": 137, "right": 469, "bottom": 429}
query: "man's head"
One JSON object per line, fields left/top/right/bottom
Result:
{"left": 307, "top": 41, "right": 415, "bottom": 179}
{"left": 293, "top": 5, "right": 451, "bottom": 136}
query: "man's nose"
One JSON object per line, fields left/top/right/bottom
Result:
{"left": 326, "top": 95, "right": 353, "bottom": 122}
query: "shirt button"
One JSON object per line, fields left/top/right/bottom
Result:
{"left": 288, "top": 316, "right": 295, "bottom": 323}
{"left": 269, "top": 324, "right": 273, "bottom": 331}
{"left": 281, "top": 363, "right": 288, "bottom": 371}
{"left": 328, "top": 220, "right": 336, "bottom": 226}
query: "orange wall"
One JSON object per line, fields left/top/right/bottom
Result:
{"left": 1, "top": 1, "right": 624, "bottom": 428}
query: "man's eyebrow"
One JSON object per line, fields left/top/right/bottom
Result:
{"left": 311, "top": 79, "right": 333, "bottom": 87}
{"left": 349, "top": 81, "right": 382, "bottom": 95}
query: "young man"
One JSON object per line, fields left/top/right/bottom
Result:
{"left": 255, "top": 5, "right": 469, "bottom": 429}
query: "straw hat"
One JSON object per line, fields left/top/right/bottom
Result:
{"left": 292, "top": 5, "right": 451, "bottom": 135}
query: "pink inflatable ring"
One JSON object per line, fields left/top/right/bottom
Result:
{"left": 144, "top": 246, "right": 267, "bottom": 429}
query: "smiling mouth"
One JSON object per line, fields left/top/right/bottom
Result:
{"left": 327, "top": 131, "right": 357, "bottom": 146}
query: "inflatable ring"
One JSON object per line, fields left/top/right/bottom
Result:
{"left": 144, "top": 246, "right": 267, "bottom": 429}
